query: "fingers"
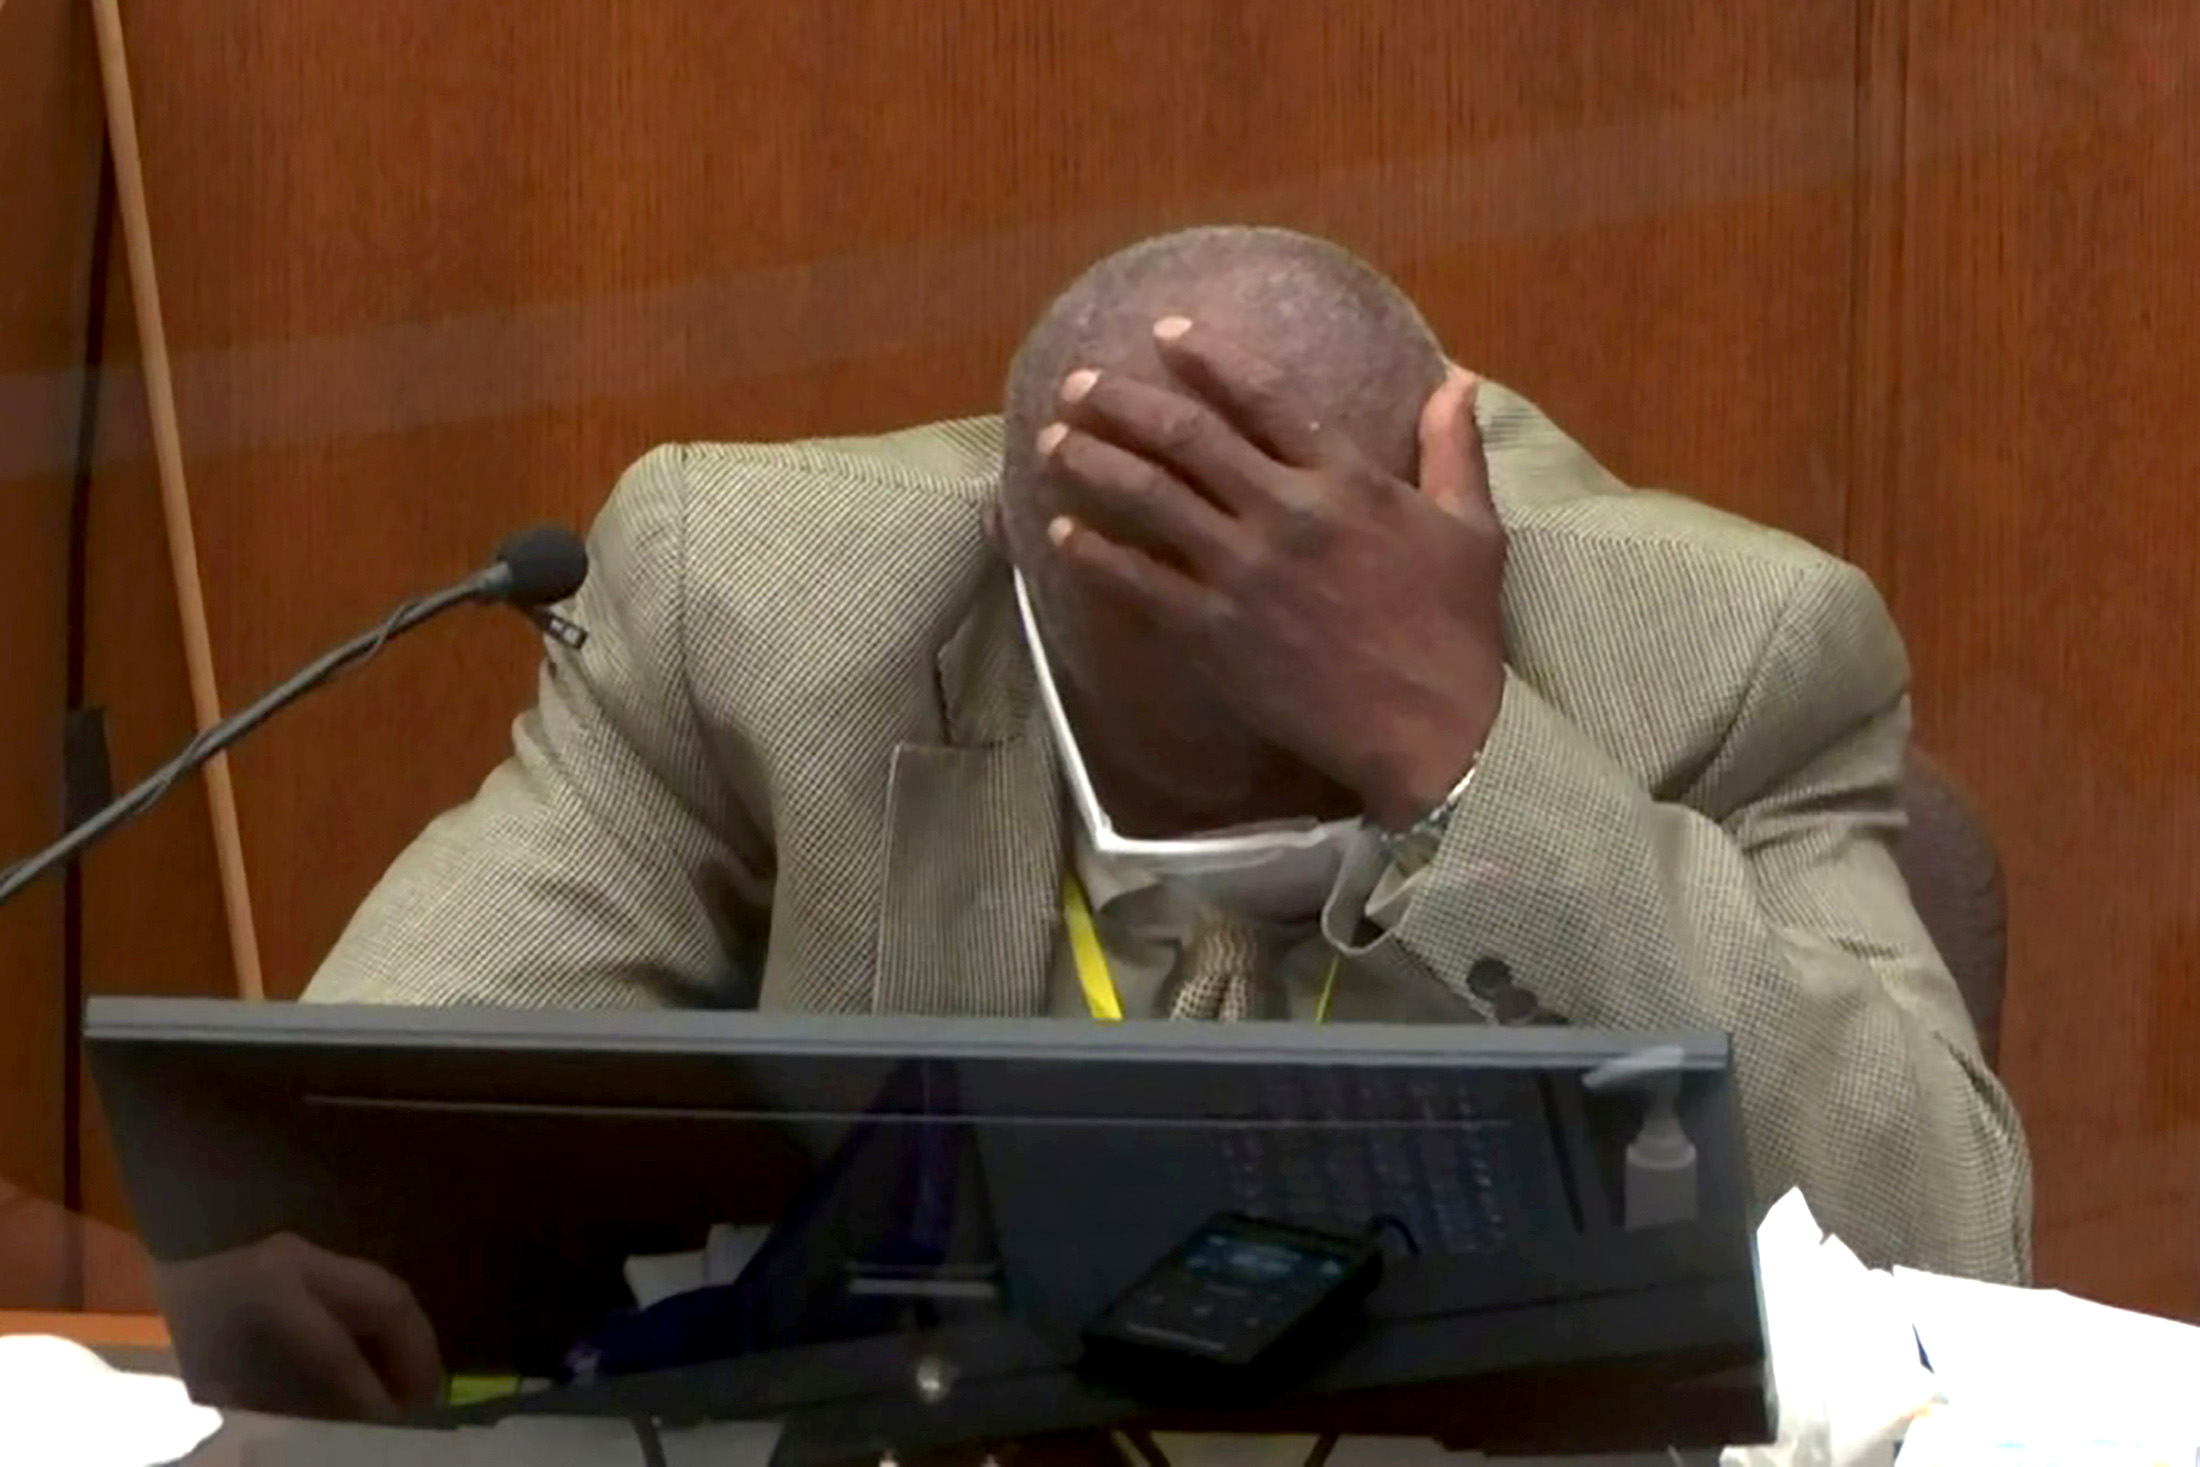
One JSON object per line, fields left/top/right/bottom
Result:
{"left": 279, "top": 1288, "right": 403, "bottom": 1420}
{"left": 1038, "top": 422, "right": 1247, "bottom": 574}
{"left": 1418, "top": 367, "right": 1492, "bottom": 523}
{"left": 302, "top": 1247, "right": 446, "bottom": 1411}
{"left": 1056, "top": 366, "right": 1272, "bottom": 512}
{"left": 157, "top": 1234, "right": 422, "bottom": 1421}
{"left": 1150, "top": 316, "right": 1331, "bottom": 467}
{"left": 1044, "top": 513, "right": 1219, "bottom": 628}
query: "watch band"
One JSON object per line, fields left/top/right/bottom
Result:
{"left": 1379, "top": 759, "right": 1480, "bottom": 871}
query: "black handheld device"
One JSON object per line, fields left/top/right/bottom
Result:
{"left": 1080, "top": 1213, "right": 1383, "bottom": 1395}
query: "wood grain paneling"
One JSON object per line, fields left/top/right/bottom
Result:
{"left": 80, "top": 0, "right": 1861, "bottom": 1026}
{"left": 0, "top": 0, "right": 107, "bottom": 1307}
{"left": 1863, "top": 0, "right": 2200, "bottom": 1316}
{"left": 72, "top": 247, "right": 233, "bottom": 1266}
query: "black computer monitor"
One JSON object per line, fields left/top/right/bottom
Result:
{"left": 85, "top": 1001, "right": 1770, "bottom": 1459}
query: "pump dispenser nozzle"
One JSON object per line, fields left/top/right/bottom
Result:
{"left": 1583, "top": 1045, "right": 1699, "bottom": 1230}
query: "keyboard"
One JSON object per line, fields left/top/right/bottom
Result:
{"left": 1207, "top": 1067, "right": 1523, "bottom": 1256}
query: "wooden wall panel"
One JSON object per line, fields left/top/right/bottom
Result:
{"left": 0, "top": 0, "right": 107, "bottom": 1307}
{"left": 1862, "top": 0, "right": 2200, "bottom": 1317}
{"left": 80, "top": 0, "right": 1861, "bottom": 1029}
{"left": 69, "top": 242, "right": 232, "bottom": 1295}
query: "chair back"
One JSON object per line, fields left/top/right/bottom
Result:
{"left": 1895, "top": 749, "right": 2007, "bottom": 1067}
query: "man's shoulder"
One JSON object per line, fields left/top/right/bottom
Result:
{"left": 596, "top": 414, "right": 1008, "bottom": 626}
{"left": 677, "top": 415, "right": 1005, "bottom": 507}
{"left": 1522, "top": 486, "right": 1902, "bottom": 707}
{"left": 1486, "top": 381, "right": 1876, "bottom": 622}
{"left": 1485, "top": 383, "right": 1903, "bottom": 796}
{"left": 587, "top": 417, "right": 1014, "bottom": 723}
{"left": 1534, "top": 488, "right": 1850, "bottom": 582}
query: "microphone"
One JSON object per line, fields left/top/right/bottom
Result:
{"left": 473, "top": 523, "right": 590, "bottom": 614}
{"left": 0, "top": 525, "right": 589, "bottom": 910}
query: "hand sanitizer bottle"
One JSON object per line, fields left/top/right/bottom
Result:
{"left": 1583, "top": 1045, "right": 1700, "bottom": 1230}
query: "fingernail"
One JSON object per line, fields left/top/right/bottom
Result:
{"left": 1047, "top": 515, "right": 1075, "bottom": 546}
{"left": 1036, "top": 423, "right": 1068, "bottom": 456}
{"left": 1061, "top": 369, "right": 1098, "bottom": 403}
{"left": 1153, "top": 315, "right": 1193, "bottom": 342}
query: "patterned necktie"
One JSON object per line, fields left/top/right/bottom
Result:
{"left": 1166, "top": 911, "right": 1267, "bottom": 1022}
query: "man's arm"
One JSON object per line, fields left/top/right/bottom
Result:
{"left": 305, "top": 445, "right": 768, "bottom": 1007}
{"left": 1329, "top": 561, "right": 2033, "bottom": 1283}
{"left": 1025, "top": 318, "right": 2026, "bottom": 1277}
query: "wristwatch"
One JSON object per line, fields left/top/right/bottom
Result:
{"left": 1378, "top": 759, "right": 1480, "bottom": 873}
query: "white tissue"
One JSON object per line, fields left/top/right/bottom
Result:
{"left": 0, "top": 1333, "right": 223, "bottom": 1467}
{"left": 622, "top": 1247, "right": 708, "bottom": 1309}
{"left": 702, "top": 1224, "right": 770, "bottom": 1288}
{"left": 1890, "top": 1265, "right": 2200, "bottom": 1460}
{"left": 623, "top": 1224, "right": 772, "bottom": 1308}
{"left": 1894, "top": 1404, "right": 2200, "bottom": 1465}
{"left": 1721, "top": 1190, "right": 1942, "bottom": 1467}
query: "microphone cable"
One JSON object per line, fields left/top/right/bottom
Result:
{"left": 0, "top": 584, "right": 471, "bottom": 903}
{"left": 0, "top": 525, "right": 586, "bottom": 910}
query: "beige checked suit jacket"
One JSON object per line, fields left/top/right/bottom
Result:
{"left": 305, "top": 384, "right": 2032, "bottom": 1284}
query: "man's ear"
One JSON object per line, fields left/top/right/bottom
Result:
{"left": 982, "top": 500, "right": 1007, "bottom": 551}
{"left": 1419, "top": 366, "right": 1489, "bottom": 522}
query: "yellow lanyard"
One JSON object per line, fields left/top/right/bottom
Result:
{"left": 1062, "top": 874, "right": 1338, "bottom": 1024}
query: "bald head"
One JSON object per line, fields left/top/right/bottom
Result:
{"left": 1000, "top": 226, "right": 1446, "bottom": 522}
{"left": 992, "top": 227, "right": 1449, "bottom": 837}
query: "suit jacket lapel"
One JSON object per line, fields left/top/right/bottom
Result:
{"left": 873, "top": 566, "right": 1065, "bottom": 1017}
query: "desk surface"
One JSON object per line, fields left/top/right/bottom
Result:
{"left": 0, "top": 1309, "right": 169, "bottom": 1349}
{"left": 0, "top": 1310, "right": 1711, "bottom": 1466}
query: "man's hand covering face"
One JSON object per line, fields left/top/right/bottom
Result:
{"left": 1037, "top": 315, "right": 1507, "bottom": 829}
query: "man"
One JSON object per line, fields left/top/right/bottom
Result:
{"left": 307, "top": 226, "right": 2030, "bottom": 1285}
